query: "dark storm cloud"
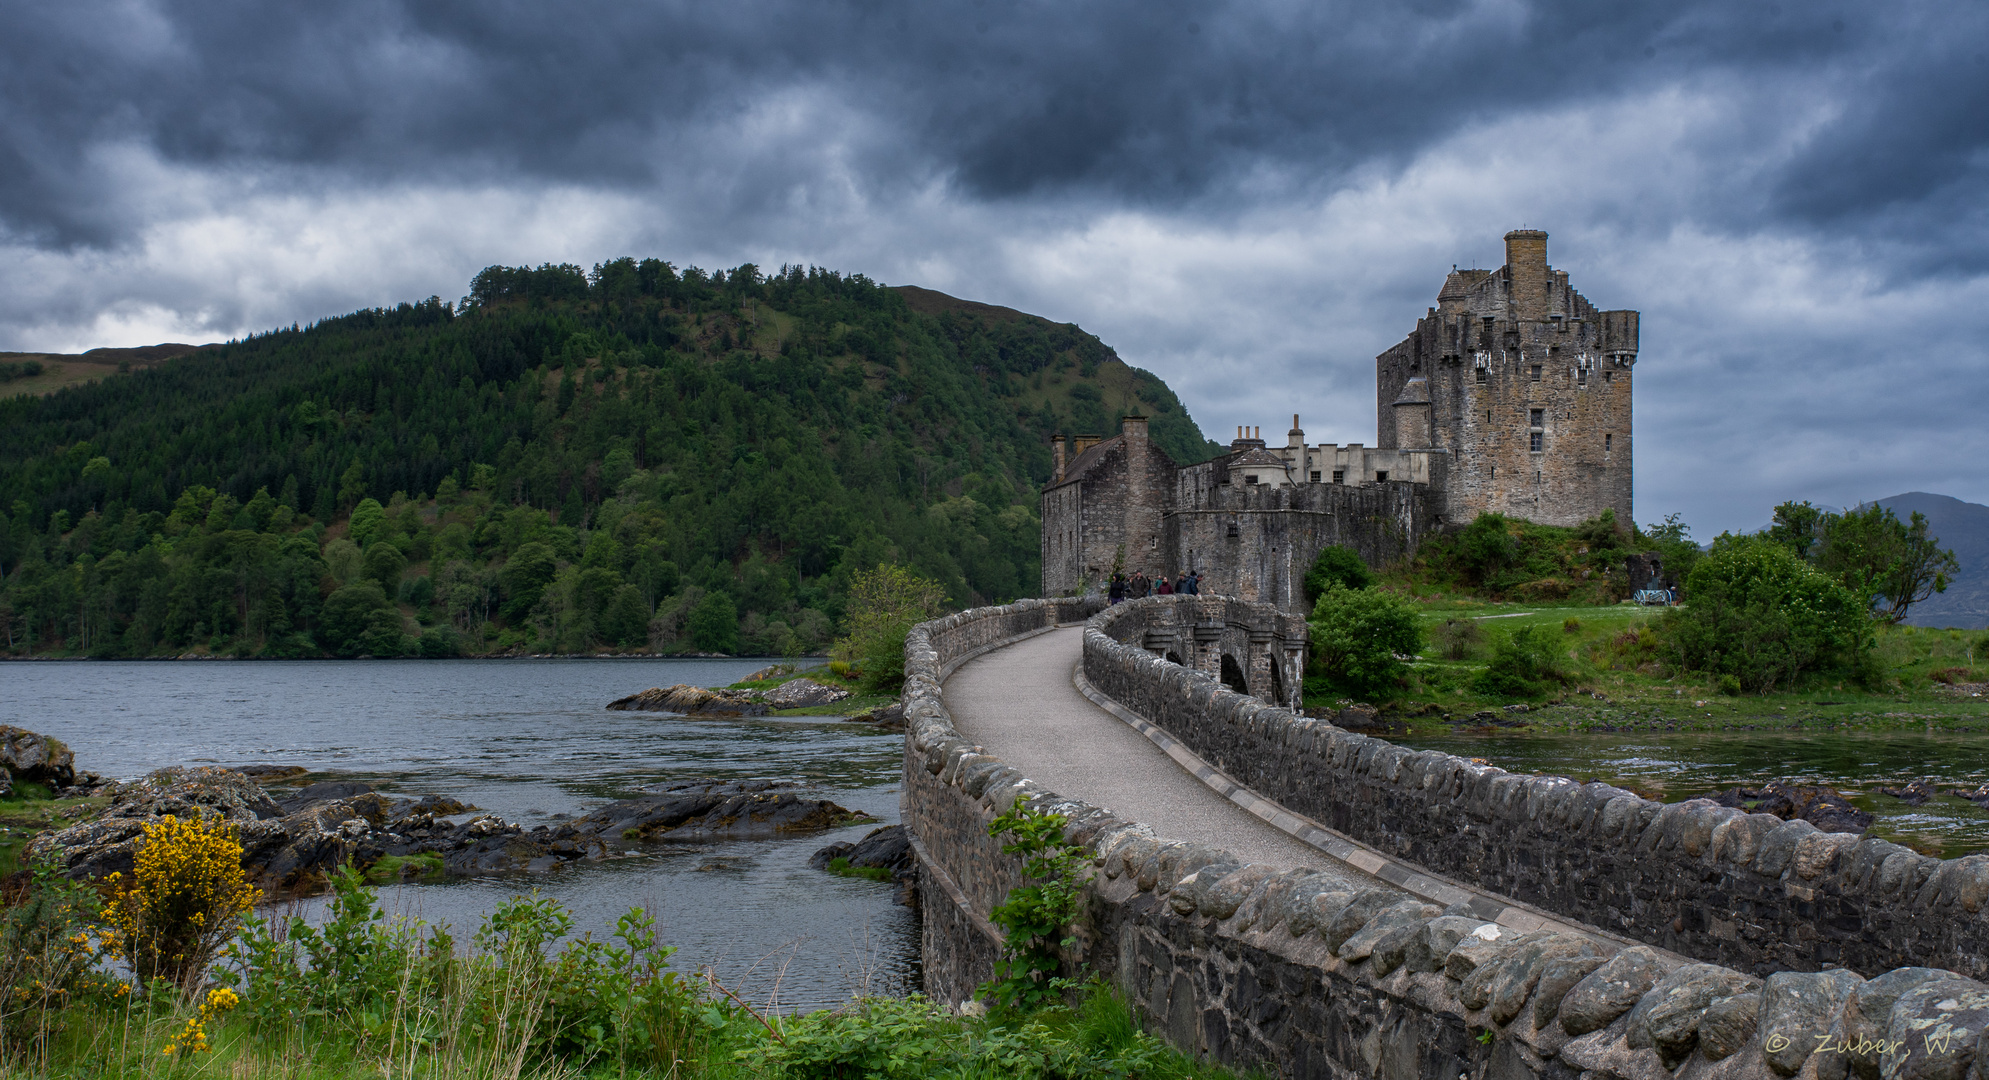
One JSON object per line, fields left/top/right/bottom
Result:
{"left": 2, "top": 0, "right": 1935, "bottom": 246}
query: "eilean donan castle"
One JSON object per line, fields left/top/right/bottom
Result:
{"left": 1041, "top": 229, "right": 1640, "bottom": 613}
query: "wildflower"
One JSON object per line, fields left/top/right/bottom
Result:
{"left": 102, "top": 813, "right": 262, "bottom": 987}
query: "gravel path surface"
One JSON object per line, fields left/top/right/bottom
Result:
{"left": 944, "top": 626, "right": 1379, "bottom": 888}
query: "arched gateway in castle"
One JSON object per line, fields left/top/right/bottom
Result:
{"left": 1041, "top": 230, "right": 1641, "bottom": 613}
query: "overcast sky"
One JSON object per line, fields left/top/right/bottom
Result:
{"left": 5, "top": 0, "right": 1986, "bottom": 536}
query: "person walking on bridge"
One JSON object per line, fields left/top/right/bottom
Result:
{"left": 1108, "top": 572, "right": 1126, "bottom": 604}
{"left": 1130, "top": 570, "right": 1148, "bottom": 598}
{"left": 1155, "top": 574, "right": 1173, "bottom": 595}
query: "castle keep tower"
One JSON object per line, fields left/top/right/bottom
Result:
{"left": 1375, "top": 230, "right": 1639, "bottom": 527}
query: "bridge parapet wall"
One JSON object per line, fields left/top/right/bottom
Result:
{"left": 903, "top": 598, "right": 1989, "bottom": 1079}
{"left": 1083, "top": 596, "right": 1989, "bottom": 983}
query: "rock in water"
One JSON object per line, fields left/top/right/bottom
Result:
{"left": 568, "top": 778, "right": 856, "bottom": 841}
{"left": 1876, "top": 778, "right": 1936, "bottom": 805}
{"left": 26, "top": 766, "right": 287, "bottom": 883}
{"left": 0, "top": 726, "right": 77, "bottom": 789}
{"left": 605, "top": 684, "right": 771, "bottom": 716}
{"left": 809, "top": 824, "right": 914, "bottom": 875}
{"left": 234, "top": 764, "right": 309, "bottom": 781}
{"left": 847, "top": 701, "right": 907, "bottom": 730}
{"left": 761, "top": 678, "right": 852, "bottom": 709}
{"left": 1707, "top": 781, "right": 1871, "bottom": 834}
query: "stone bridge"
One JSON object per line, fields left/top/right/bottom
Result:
{"left": 901, "top": 596, "right": 1989, "bottom": 1080}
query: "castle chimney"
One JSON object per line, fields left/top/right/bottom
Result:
{"left": 1051, "top": 434, "right": 1067, "bottom": 483}
{"left": 1122, "top": 415, "right": 1155, "bottom": 568}
{"left": 1505, "top": 229, "right": 1549, "bottom": 322}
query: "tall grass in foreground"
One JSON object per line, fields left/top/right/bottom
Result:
{"left": 1, "top": 863, "right": 1244, "bottom": 1079}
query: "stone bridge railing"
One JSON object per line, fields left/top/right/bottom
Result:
{"left": 1085, "top": 596, "right": 1989, "bottom": 981}
{"left": 903, "top": 596, "right": 1989, "bottom": 1080}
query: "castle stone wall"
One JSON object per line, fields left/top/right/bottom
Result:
{"left": 1164, "top": 464, "right": 1443, "bottom": 612}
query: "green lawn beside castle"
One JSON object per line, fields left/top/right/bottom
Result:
{"left": 1306, "top": 505, "right": 1988, "bottom": 735}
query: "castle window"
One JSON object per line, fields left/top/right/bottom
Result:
{"left": 1530, "top": 431, "right": 1543, "bottom": 452}
{"left": 1309, "top": 471, "right": 1322, "bottom": 483}
{"left": 1605, "top": 433, "right": 1613, "bottom": 453}
{"left": 1530, "top": 408, "right": 1544, "bottom": 427}
{"left": 1530, "top": 365, "right": 1543, "bottom": 381}
{"left": 1475, "top": 367, "right": 1488, "bottom": 384}
{"left": 1244, "top": 474, "right": 1258, "bottom": 485}
{"left": 1376, "top": 471, "right": 1389, "bottom": 482}
{"left": 1603, "top": 371, "right": 1612, "bottom": 383}
{"left": 1332, "top": 470, "right": 1344, "bottom": 484}
{"left": 1578, "top": 368, "right": 1588, "bottom": 386}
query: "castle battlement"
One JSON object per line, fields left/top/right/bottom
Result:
{"left": 1042, "top": 230, "right": 1636, "bottom": 612}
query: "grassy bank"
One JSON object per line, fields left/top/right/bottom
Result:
{"left": 0, "top": 869, "right": 1242, "bottom": 1080}
{"left": 1327, "top": 598, "right": 1989, "bottom": 735}
{"left": 0, "top": 790, "right": 102, "bottom": 879}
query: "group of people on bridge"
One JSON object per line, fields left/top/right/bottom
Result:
{"left": 1107, "top": 569, "right": 1200, "bottom": 603}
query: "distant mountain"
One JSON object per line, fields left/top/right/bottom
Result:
{"left": 1876, "top": 492, "right": 1989, "bottom": 629}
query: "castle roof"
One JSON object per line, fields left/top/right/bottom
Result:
{"left": 1391, "top": 376, "right": 1431, "bottom": 405}
{"left": 1227, "top": 447, "right": 1290, "bottom": 469}
{"left": 1438, "top": 269, "right": 1493, "bottom": 302}
{"left": 1059, "top": 434, "right": 1122, "bottom": 484}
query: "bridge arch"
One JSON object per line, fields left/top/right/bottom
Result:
{"left": 1218, "top": 653, "right": 1248, "bottom": 695}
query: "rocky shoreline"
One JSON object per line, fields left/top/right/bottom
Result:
{"left": 4, "top": 667, "right": 921, "bottom": 904}
{"left": 21, "top": 765, "right": 872, "bottom": 895}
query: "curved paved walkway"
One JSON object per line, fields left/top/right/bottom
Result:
{"left": 944, "top": 626, "right": 1376, "bottom": 888}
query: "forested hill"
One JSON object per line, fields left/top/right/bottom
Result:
{"left": 0, "top": 260, "right": 1221, "bottom": 658}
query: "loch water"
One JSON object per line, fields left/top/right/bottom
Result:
{"left": 2, "top": 658, "right": 916, "bottom": 1011}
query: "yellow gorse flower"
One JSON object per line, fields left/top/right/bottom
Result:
{"left": 159, "top": 981, "right": 242, "bottom": 1056}
{"left": 102, "top": 813, "right": 262, "bottom": 987}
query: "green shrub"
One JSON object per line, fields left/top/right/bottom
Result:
{"left": 1454, "top": 513, "right": 1519, "bottom": 585}
{"left": 1434, "top": 618, "right": 1482, "bottom": 661}
{"left": 1304, "top": 545, "right": 1374, "bottom": 601}
{"left": 1308, "top": 585, "right": 1423, "bottom": 699}
{"left": 983, "top": 802, "right": 1088, "bottom": 1011}
{"left": 2, "top": 865, "right": 123, "bottom": 1043}
{"left": 1472, "top": 625, "right": 1572, "bottom": 698}
{"left": 1572, "top": 509, "right": 1629, "bottom": 553}
{"left": 228, "top": 867, "right": 714, "bottom": 1072}
{"left": 831, "top": 564, "right": 947, "bottom": 694}
{"left": 1660, "top": 537, "right": 1873, "bottom": 693}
